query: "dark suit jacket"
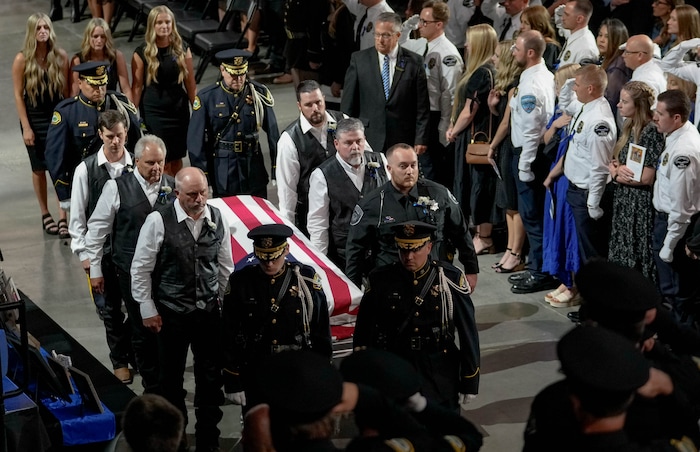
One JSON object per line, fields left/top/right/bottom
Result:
{"left": 341, "top": 45, "right": 430, "bottom": 152}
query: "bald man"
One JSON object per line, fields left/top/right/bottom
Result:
{"left": 623, "top": 34, "right": 667, "bottom": 102}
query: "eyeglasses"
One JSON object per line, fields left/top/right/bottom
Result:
{"left": 419, "top": 18, "right": 440, "bottom": 26}
{"left": 622, "top": 50, "right": 648, "bottom": 55}
{"left": 374, "top": 32, "right": 397, "bottom": 40}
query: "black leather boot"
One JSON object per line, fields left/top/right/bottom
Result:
{"left": 70, "top": 0, "right": 80, "bottom": 23}
{"left": 49, "top": 0, "right": 63, "bottom": 21}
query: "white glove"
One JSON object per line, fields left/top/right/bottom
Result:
{"left": 554, "top": 5, "right": 565, "bottom": 34}
{"left": 652, "top": 43, "right": 662, "bottom": 59}
{"left": 659, "top": 246, "right": 674, "bottom": 263}
{"left": 588, "top": 205, "right": 604, "bottom": 220}
{"left": 679, "top": 37, "right": 700, "bottom": 51}
{"left": 519, "top": 169, "right": 535, "bottom": 183}
{"left": 59, "top": 199, "right": 71, "bottom": 212}
{"left": 225, "top": 391, "right": 247, "bottom": 406}
{"left": 459, "top": 393, "right": 477, "bottom": 410}
{"left": 404, "top": 392, "right": 428, "bottom": 413}
{"left": 402, "top": 14, "right": 421, "bottom": 31}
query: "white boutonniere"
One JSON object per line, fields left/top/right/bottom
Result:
{"left": 366, "top": 160, "right": 381, "bottom": 180}
{"left": 157, "top": 185, "right": 172, "bottom": 204}
{"left": 327, "top": 122, "right": 337, "bottom": 134}
{"left": 415, "top": 196, "right": 439, "bottom": 212}
{"left": 206, "top": 219, "right": 217, "bottom": 231}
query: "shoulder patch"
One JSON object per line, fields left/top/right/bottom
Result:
{"left": 193, "top": 96, "right": 201, "bottom": 111}
{"left": 521, "top": 95, "right": 537, "bottom": 114}
{"left": 674, "top": 155, "right": 691, "bottom": 169}
{"left": 443, "top": 55, "right": 458, "bottom": 67}
{"left": 51, "top": 111, "right": 61, "bottom": 125}
{"left": 350, "top": 205, "right": 364, "bottom": 226}
{"left": 447, "top": 190, "right": 459, "bottom": 205}
{"left": 594, "top": 123, "right": 610, "bottom": 137}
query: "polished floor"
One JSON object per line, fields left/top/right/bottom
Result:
{"left": 0, "top": 1, "right": 577, "bottom": 450}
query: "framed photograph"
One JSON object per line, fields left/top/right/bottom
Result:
{"left": 46, "top": 355, "right": 74, "bottom": 398}
{"left": 14, "top": 338, "right": 73, "bottom": 403}
{"left": 68, "top": 366, "right": 104, "bottom": 414}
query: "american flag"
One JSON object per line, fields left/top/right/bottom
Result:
{"left": 208, "top": 196, "right": 362, "bottom": 340}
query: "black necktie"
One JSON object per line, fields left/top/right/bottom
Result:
{"left": 499, "top": 17, "right": 512, "bottom": 41}
{"left": 356, "top": 11, "right": 368, "bottom": 47}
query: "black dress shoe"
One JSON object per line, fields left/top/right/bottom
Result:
{"left": 511, "top": 275, "right": 559, "bottom": 294}
{"left": 567, "top": 311, "right": 580, "bottom": 323}
{"left": 507, "top": 270, "right": 531, "bottom": 284}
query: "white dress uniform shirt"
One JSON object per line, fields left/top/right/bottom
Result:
{"left": 653, "top": 121, "right": 700, "bottom": 262}
{"left": 563, "top": 96, "right": 617, "bottom": 213}
{"left": 445, "top": 0, "right": 475, "bottom": 48}
{"left": 480, "top": 0, "right": 523, "bottom": 41}
{"left": 276, "top": 111, "right": 346, "bottom": 224}
{"left": 510, "top": 61, "right": 556, "bottom": 182}
{"left": 659, "top": 40, "right": 700, "bottom": 127}
{"left": 69, "top": 147, "right": 132, "bottom": 262}
{"left": 631, "top": 59, "right": 668, "bottom": 105}
{"left": 85, "top": 170, "right": 167, "bottom": 278}
{"left": 343, "top": 0, "right": 394, "bottom": 51}
{"left": 130, "top": 200, "right": 234, "bottom": 319}
{"left": 426, "top": 34, "right": 463, "bottom": 146}
{"left": 307, "top": 152, "right": 389, "bottom": 254}
{"left": 558, "top": 27, "right": 599, "bottom": 65}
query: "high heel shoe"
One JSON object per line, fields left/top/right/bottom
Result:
{"left": 495, "top": 251, "right": 525, "bottom": 273}
{"left": 492, "top": 248, "right": 511, "bottom": 269}
{"left": 474, "top": 235, "right": 495, "bottom": 255}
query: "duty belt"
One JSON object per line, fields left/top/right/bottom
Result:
{"left": 409, "top": 335, "right": 441, "bottom": 351}
{"left": 217, "top": 140, "right": 252, "bottom": 154}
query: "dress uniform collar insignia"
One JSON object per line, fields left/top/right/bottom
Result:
{"left": 412, "top": 261, "right": 432, "bottom": 280}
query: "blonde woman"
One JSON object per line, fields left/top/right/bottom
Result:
{"left": 132, "top": 6, "right": 196, "bottom": 176}
{"left": 12, "top": 13, "right": 70, "bottom": 236}
{"left": 446, "top": 24, "right": 498, "bottom": 255}
{"left": 71, "top": 18, "right": 131, "bottom": 101}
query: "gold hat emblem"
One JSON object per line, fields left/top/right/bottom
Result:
{"left": 234, "top": 56, "right": 244, "bottom": 66}
{"left": 403, "top": 224, "right": 415, "bottom": 237}
{"left": 261, "top": 237, "right": 273, "bottom": 248}
{"left": 96, "top": 65, "right": 106, "bottom": 76}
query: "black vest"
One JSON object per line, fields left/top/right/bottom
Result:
{"left": 154, "top": 205, "right": 225, "bottom": 314}
{"left": 284, "top": 110, "right": 343, "bottom": 234}
{"left": 112, "top": 171, "right": 175, "bottom": 273}
{"left": 320, "top": 151, "right": 388, "bottom": 267}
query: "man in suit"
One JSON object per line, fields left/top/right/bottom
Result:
{"left": 341, "top": 12, "right": 430, "bottom": 155}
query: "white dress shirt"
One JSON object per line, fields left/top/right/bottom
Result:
{"left": 69, "top": 147, "right": 132, "bottom": 262}
{"left": 445, "top": 0, "right": 475, "bottom": 48}
{"left": 558, "top": 27, "right": 599, "bottom": 65}
{"left": 130, "top": 200, "right": 234, "bottom": 319}
{"left": 631, "top": 59, "right": 667, "bottom": 105}
{"left": 307, "top": 152, "right": 389, "bottom": 254}
{"left": 377, "top": 45, "right": 399, "bottom": 87}
{"left": 343, "top": 0, "right": 394, "bottom": 50}
{"left": 85, "top": 170, "right": 167, "bottom": 278}
{"left": 276, "top": 111, "right": 345, "bottom": 224}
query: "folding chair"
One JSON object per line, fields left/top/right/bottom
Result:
{"left": 178, "top": 0, "right": 246, "bottom": 44}
{"left": 128, "top": 0, "right": 216, "bottom": 42}
{"left": 192, "top": 0, "right": 258, "bottom": 83}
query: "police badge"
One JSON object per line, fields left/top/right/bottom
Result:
{"left": 576, "top": 121, "right": 584, "bottom": 134}
{"left": 428, "top": 58, "right": 436, "bottom": 69}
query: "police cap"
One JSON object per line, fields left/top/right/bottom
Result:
{"left": 392, "top": 221, "right": 436, "bottom": 251}
{"left": 73, "top": 61, "right": 110, "bottom": 86}
{"left": 216, "top": 49, "right": 251, "bottom": 76}
{"left": 340, "top": 349, "right": 421, "bottom": 402}
{"left": 252, "top": 350, "right": 343, "bottom": 424}
{"left": 248, "top": 224, "right": 293, "bottom": 261}
{"left": 575, "top": 259, "right": 660, "bottom": 325}
{"left": 558, "top": 325, "right": 650, "bottom": 392}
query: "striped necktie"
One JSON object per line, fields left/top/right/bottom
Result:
{"left": 382, "top": 55, "right": 390, "bottom": 99}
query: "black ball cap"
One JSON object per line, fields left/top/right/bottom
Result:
{"left": 575, "top": 259, "right": 661, "bottom": 324}
{"left": 558, "top": 325, "right": 650, "bottom": 392}
{"left": 252, "top": 350, "right": 343, "bottom": 424}
{"left": 340, "top": 349, "right": 421, "bottom": 402}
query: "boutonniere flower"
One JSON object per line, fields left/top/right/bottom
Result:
{"left": 396, "top": 58, "right": 407, "bottom": 72}
{"left": 206, "top": 219, "right": 217, "bottom": 231}
{"left": 366, "top": 161, "right": 381, "bottom": 180}
{"left": 414, "top": 196, "right": 439, "bottom": 212}
{"left": 126, "top": 166, "right": 134, "bottom": 173}
{"left": 157, "top": 185, "right": 172, "bottom": 204}
{"left": 327, "top": 122, "right": 337, "bottom": 134}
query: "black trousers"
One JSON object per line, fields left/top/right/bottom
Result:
{"left": 116, "top": 266, "right": 160, "bottom": 393}
{"left": 98, "top": 255, "right": 132, "bottom": 369}
{"left": 158, "top": 306, "right": 224, "bottom": 449}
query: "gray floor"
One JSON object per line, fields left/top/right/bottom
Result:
{"left": 0, "top": 1, "right": 577, "bottom": 450}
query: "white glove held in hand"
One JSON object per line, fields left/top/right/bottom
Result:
{"left": 459, "top": 393, "right": 477, "bottom": 410}
{"left": 405, "top": 392, "right": 428, "bottom": 413}
{"left": 588, "top": 205, "right": 603, "bottom": 220}
{"left": 59, "top": 200, "right": 71, "bottom": 212}
{"left": 225, "top": 391, "right": 246, "bottom": 406}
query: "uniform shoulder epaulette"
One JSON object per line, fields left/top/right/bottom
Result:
{"left": 296, "top": 264, "right": 323, "bottom": 291}
{"left": 55, "top": 96, "right": 78, "bottom": 110}
{"left": 199, "top": 83, "right": 219, "bottom": 95}
{"left": 250, "top": 80, "right": 274, "bottom": 107}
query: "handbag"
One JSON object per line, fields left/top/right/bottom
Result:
{"left": 465, "top": 68, "right": 494, "bottom": 165}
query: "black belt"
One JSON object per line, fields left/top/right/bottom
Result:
{"left": 216, "top": 140, "right": 254, "bottom": 154}
{"left": 408, "top": 335, "right": 441, "bottom": 351}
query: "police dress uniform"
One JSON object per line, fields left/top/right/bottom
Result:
{"left": 45, "top": 61, "right": 142, "bottom": 202}
{"left": 345, "top": 179, "right": 478, "bottom": 287}
{"left": 187, "top": 50, "right": 280, "bottom": 198}
{"left": 222, "top": 224, "right": 332, "bottom": 397}
{"left": 652, "top": 121, "right": 700, "bottom": 323}
{"left": 557, "top": 27, "right": 599, "bottom": 66}
{"left": 353, "top": 222, "right": 480, "bottom": 409}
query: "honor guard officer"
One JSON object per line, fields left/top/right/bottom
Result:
{"left": 353, "top": 221, "right": 480, "bottom": 411}
{"left": 222, "top": 224, "right": 332, "bottom": 407}
{"left": 46, "top": 61, "right": 141, "bottom": 209}
{"left": 187, "top": 49, "right": 280, "bottom": 199}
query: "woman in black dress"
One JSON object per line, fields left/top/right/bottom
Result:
{"left": 71, "top": 18, "right": 132, "bottom": 101}
{"left": 12, "top": 12, "right": 70, "bottom": 237}
{"left": 132, "top": 5, "right": 196, "bottom": 176}
{"left": 446, "top": 24, "right": 498, "bottom": 256}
